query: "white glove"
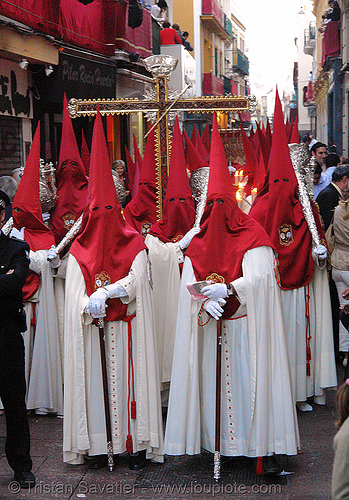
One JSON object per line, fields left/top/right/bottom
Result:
{"left": 104, "top": 282, "right": 128, "bottom": 299}
{"left": 201, "top": 283, "right": 228, "bottom": 301}
{"left": 9, "top": 227, "right": 25, "bottom": 241}
{"left": 203, "top": 298, "right": 226, "bottom": 320}
{"left": 42, "top": 212, "right": 50, "bottom": 223}
{"left": 314, "top": 244, "right": 327, "bottom": 261}
{"left": 87, "top": 288, "right": 109, "bottom": 318}
{"left": 179, "top": 227, "right": 201, "bottom": 250}
{"left": 47, "top": 245, "right": 61, "bottom": 268}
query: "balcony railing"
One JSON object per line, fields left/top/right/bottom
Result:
{"left": 232, "top": 49, "right": 249, "bottom": 75}
{"left": 202, "top": 0, "right": 223, "bottom": 24}
{"left": 223, "top": 13, "right": 233, "bottom": 40}
{"left": 202, "top": 73, "right": 224, "bottom": 96}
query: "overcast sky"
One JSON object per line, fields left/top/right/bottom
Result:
{"left": 236, "top": 0, "right": 314, "bottom": 99}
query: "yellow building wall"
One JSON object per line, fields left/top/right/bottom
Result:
{"left": 312, "top": 0, "right": 328, "bottom": 75}
{"left": 172, "top": 0, "right": 194, "bottom": 56}
{"left": 202, "top": 25, "right": 213, "bottom": 74}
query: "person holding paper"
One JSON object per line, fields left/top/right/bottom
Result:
{"left": 164, "top": 115, "right": 299, "bottom": 475}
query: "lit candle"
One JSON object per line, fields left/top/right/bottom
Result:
{"left": 236, "top": 190, "right": 242, "bottom": 206}
{"left": 251, "top": 188, "right": 258, "bottom": 203}
{"left": 234, "top": 171, "right": 239, "bottom": 186}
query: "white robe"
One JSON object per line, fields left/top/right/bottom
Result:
{"left": 281, "top": 258, "right": 337, "bottom": 403}
{"left": 145, "top": 234, "right": 184, "bottom": 385}
{"left": 24, "top": 250, "right": 63, "bottom": 414}
{"left": 164, "top": 246, "right": 299, "bottom": 458}
{"left": 63, "top": 250, "right": 163, "bottom": 464}
{"left": 52, "top": 254, "right": 68, "bottom": 379}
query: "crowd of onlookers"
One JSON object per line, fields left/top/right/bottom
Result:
{"left": 150, "top": 0, "right": 193, "bottom": 51}
{"left": 301, "top": 134, "right": 349, "bottom": 498}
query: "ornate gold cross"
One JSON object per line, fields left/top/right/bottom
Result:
{"left": 68, "top": 55, "right": 255, "bottom": 219}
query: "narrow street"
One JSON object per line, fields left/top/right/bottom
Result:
{"left": 0, "top": 373, "right": 341, "bottom": 500}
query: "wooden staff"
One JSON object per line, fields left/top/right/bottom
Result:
{"left": 213, "top": 318, "right": 222, "bottom": 481}
{"left": 97, "top": 317, "right": 114, "bottom": 471}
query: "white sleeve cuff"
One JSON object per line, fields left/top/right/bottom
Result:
{"left": 231, "top": 277, "right": 246, "bottom": 306}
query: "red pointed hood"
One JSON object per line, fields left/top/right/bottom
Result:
{"left": 289, "top": 116, "right": 299, "bottom": 144}
{"left": 266, "top": 118, "right": 272, "bottom": 146}
{"left": 70, "top": 108, "right": 145, "bottom": 321}
{"left": 201, "top": 123, "right": 211, "bottom": 153}
{"left": 187, "top": 114, "right": 272, "bottom": 313}
{"left": 149, "top": 118, "right": 196, "bottom": 242}
{"left": 183, "top": 129, "right": 208, "bottom": 173}
{"left": 50, "top": 94, "right": 88, "bottom": 244}
{"left": 256, "top": 123, "right": 271, "bottom": 171}
{"left": 195, "top": 129, "right": 210, "bottom": 163}
{"left": 250, "top": 90, "right": 314, "bottom": 289}
{"left": 12, "top": 123, "right": 55, "bottom": 251}
{"left": 285, "top": 116, "right": 291, "bottom": 142}
{"left": 81, "top": 130, "right": 90, "bottom": 176}
{"left": 132, "top": 134, "right": 143, "bottom": 198}
{"left": 125, "top": 145, "right": 135, "bottom": 197}
{"left": 191, "top": 124, "right": 197, "bottom": 144}
{"left": 123, "top": 129, "right": 158, "bottom": 237}
{"left": 240, "top": 124, "right": 257, "bottom": 196}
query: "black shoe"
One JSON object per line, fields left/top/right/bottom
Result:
{"left": 89, "top": 454, "right": 118, "bottom": 470}
{"left": 128, "top": 450, "right": 146, "bottom": 470}
{"left": 89, "top": 455, "right": 108, "bottom": 469}
{"left": 13, "top": 471, "right": 36, "bottom": 489}
{"left": 263, "top": 455, "right": 280, "bottom": 476}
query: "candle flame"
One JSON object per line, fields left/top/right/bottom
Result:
{"left": 236, "top": 191, "right": 242, "bottom": 201}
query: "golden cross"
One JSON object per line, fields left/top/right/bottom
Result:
{"left": 68, "top": 55, "right": 254, "bottom": 219}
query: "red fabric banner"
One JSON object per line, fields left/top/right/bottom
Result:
{"left": 1, "top": 0, "right": 117, "bottom": 56}
{"left": 59, "top": 0, "right": 116, "bottom": 56}
{"left": 322, "top": 21, "right": 340, "bottom": 66}
{"left": 115, "top": 3, "right": 152, "bottom": 59}
{"left": 0, "top": 0, "right": 59, "bottom": 37}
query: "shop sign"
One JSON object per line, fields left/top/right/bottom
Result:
{"left": 0, "top": 60, "right": 32, "bottom": 118}
{"left": 59, "top": 53, "right": 115, "bottom": 99}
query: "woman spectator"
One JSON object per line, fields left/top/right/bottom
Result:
{"left": 332, "top": 198, "right": 349, "bottom": 367}
{"left": 112, "top": 160, "right": 130, "bottom": 207}
{"left": 160, "top": 21, "right": 183, "bottom": 45}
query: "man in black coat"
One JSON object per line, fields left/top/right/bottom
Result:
{"left": 0, "top": 190, "right": 35, "bottom": 489}
{"left": 317, "top": 165, "right": 349, "bottom": 231}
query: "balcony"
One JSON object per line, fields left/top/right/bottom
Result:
{"left": 223, "top": 13, "right": 233, "bottom": 41}
{"left": 202, "top": 73, "right": 224, "bottom": 96}
{"left": 304, "top": 23, "right": 316, "bottom": 56}
{"left": 232, "top": 49, "right": 249, "bottom": 75}
{"left": 201, "top": 0, "right": 230, "bottom": 41}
